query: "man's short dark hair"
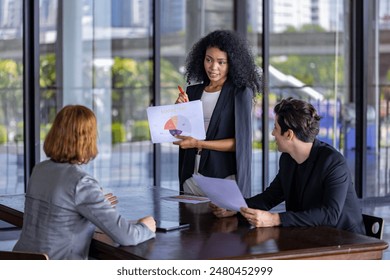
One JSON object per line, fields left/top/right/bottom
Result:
{"left": 274, "top": 97, "right": 322, "bottom": 142}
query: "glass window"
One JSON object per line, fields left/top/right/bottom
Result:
{"left": 267, "top": 0, "right": 348, "bottom": 186}
{"left": 160, "top": 0, "right": 234, "bottom": 190}
{"left": 248, "top": 0, "right": 349, "bottom": 195}
{"left": 371, "top": 0, "right": 390, "bottom": 197}
{"left": 37, "top": 0, "right": 234, "bottom": 193}
{"left": 247, "top": 0, "right": 264, "bottom": 195}
{"left": 4, "top": 0, "right": 388, "bottom": 200}
{"left": 39, "top": 0, "right": 154, "bottom": 190}
{"left": 0, "top": 0, "right": 24, "bottom": 194}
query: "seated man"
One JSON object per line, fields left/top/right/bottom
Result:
{"left": 211, "top": 97, "right": 365, "bottom": 235}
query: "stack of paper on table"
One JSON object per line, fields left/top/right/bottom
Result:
{"left": 162, "top": 194, "right": 210, "bottom": 204}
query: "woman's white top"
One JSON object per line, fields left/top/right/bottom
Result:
{"left": 201, "top": 90, "right": 221, "bottom": 132}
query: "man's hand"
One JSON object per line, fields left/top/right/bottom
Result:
{"left": 240, "top": 207, "right": 281, "bottom": 227}
{"left": 209, "top": 202, "right": 237, "bottom": 218}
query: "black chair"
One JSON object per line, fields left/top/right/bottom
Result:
{"left": 0, "top": 250, "right": 49, "bottom": 260}
{"left": 362, "top": 214, "right": 384, "bottom": 239}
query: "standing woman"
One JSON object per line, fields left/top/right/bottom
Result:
{"left": 13, "top": 105, "right": 156, "bottom": 259}
{"left": 174, "top": 30, "right": 262, "bottom": 197}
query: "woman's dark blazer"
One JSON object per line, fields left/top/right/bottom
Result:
{"left": 246, "top": 139, "right": 365, "bottom": 234}
{"left": 178, "top": 80, "right": 253, "bottom": 197}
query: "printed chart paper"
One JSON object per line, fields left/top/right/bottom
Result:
{"left": 192, "top": 174, "right": 248, "bottom": 212}
{"left": 147, "top": 100, "right": 206, "bottom": 143}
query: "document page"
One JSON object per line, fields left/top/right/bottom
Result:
{"left": 162, "top": 194, "right": 210, "bottom": 204}
{"left": 192, "top": 174, "right": 248, "bottom": 212}
{"left": 146, "top": 100, "right": 206, "bottom": 143}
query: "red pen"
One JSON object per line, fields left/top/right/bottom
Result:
{"left": 178, "top": 85, "right": 188, "bottom": 102}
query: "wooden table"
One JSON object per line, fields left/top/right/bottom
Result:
{"left": 1, "top": 187, "right": 388, "bottom": 260}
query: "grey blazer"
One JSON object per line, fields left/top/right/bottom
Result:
{"left": 13, "top": 160, "right": 155, "bottom": 259}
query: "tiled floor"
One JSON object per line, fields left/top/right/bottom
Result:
{"left": 1, "top": 200, "right": 389, "bottom": 259}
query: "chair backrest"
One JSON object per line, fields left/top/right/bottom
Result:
{"left": 0, "top": 250, "right": 49, "bottom": 260}
{"left": 362, "top": 214, "right": 384, "bottom": 239}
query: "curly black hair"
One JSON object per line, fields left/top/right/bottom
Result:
{"left": 184, "top": 30, "right": 262, "bottom": 95}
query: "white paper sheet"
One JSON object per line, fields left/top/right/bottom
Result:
{"left": 146, "top": 100, "right": 206, "bottom": 143}
{"left": 192, "top": 174, "right": 248, "bottom": 212}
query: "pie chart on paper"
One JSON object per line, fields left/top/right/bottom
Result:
{"left": 164, "top": 115, "right": 192, "bottom": 136}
